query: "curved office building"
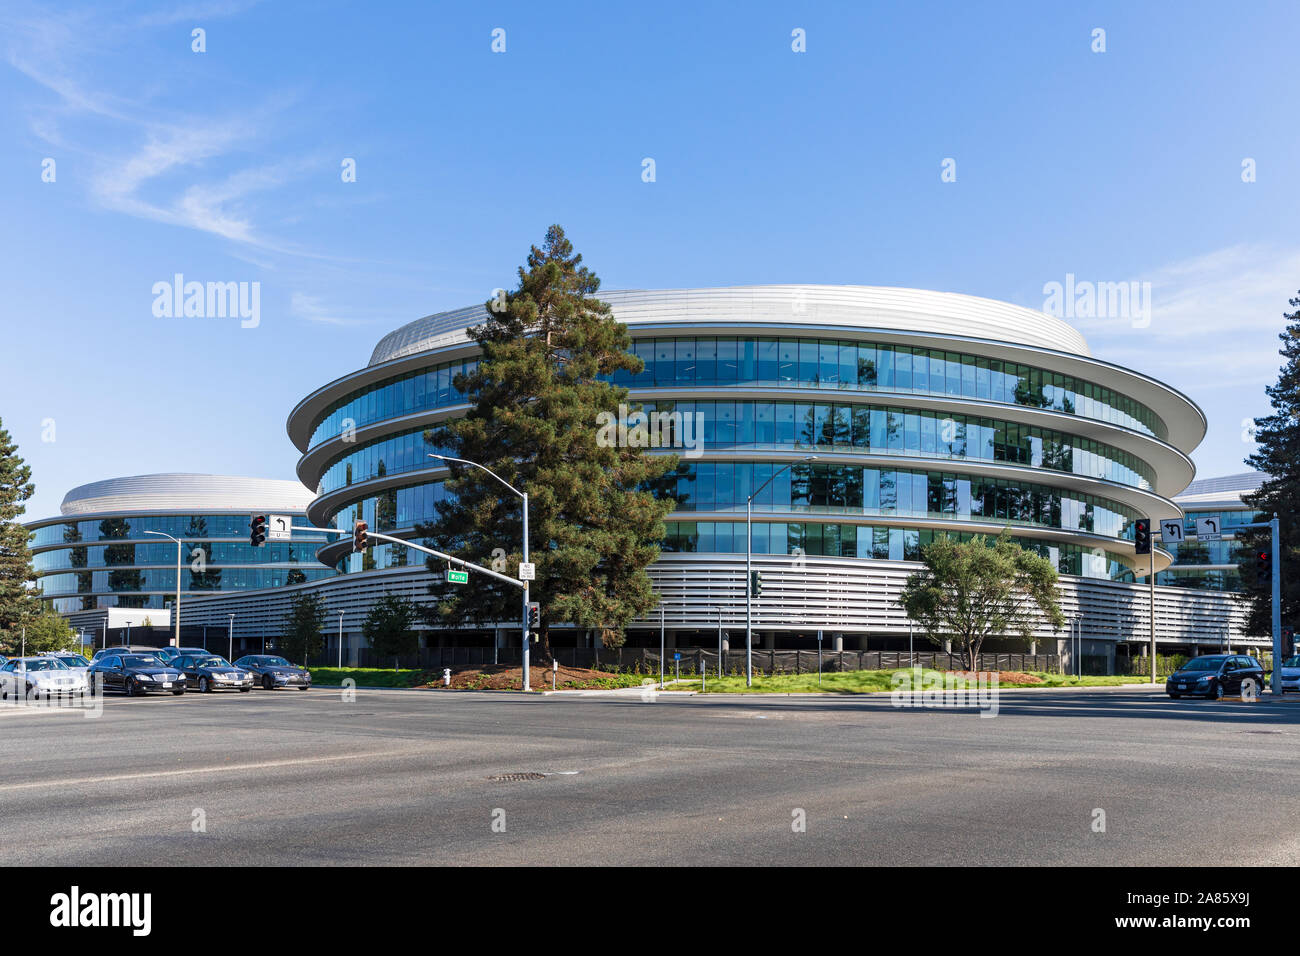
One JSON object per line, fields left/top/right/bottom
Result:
{"left": 27, "top": 474, "right": 337, "bottom": 630}
{"left": 277, "top": 285, "right": 1231, "bottom": 658}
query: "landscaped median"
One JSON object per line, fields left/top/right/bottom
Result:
{"left": 309, "top": 665, "right": 1153, "bottom": 694}
{"left": 308, "top": 664, "right": 646, "bottom": 691}
{"left": 665, "top": 669, "right": 1154, "bottom": 695}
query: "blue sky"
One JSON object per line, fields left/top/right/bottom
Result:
{"left": 3, "top": 0, "right": 1299, "bottom": 520}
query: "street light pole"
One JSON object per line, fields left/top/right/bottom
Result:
{"left": 144, "top": 530, "right": 183, "bottom": 647}
{"left": 745, "top": 456, "right": 817, "bottom": 687}
{"left": 429, "top": 454, "right": 532, "bottom": 692}
{"left": 228, "top": 613, "right": 235, "bottom": 664}
{"left": 338, "top": 610, "right": 344, "bottom": 668}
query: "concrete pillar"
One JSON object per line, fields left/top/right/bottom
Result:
{"left": 763, "top": 631, "right": 775, "bottom": 650}
{"left": 833, "top": 633, "right": 844, "bottom": 652}
{"left": 1029, "top": 642, "right": 1037, "bottom": 654}
{"left": 665, "top": 630, "right": 677, "bottom": 649}
{"left": 721, "top": 636, "right": 730, "bottom": 653}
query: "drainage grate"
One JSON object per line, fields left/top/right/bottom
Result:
{"left": 488, "top": 772, "right": 547, "bottom": 782}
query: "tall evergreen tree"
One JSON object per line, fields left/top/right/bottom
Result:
{"left": 0, "top": 418, "right": 37, "bottom": 635}
{"left": 362, "top": 593, "right": 420, "bottom": 662}
{"left": 1241, "top": 290, "right": 1300, "bottom": 638}
{"left": 415, "top": 225, "right": 677, "bottom": 654}
{"left": 281, "top": 591, "right": 327, "bottom": 664}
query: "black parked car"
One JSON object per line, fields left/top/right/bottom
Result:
{"left": 154, "top": 646, "right": 216, "bottom": 665}
{"left": 1167, "top": 654, "right": 1267, "bottom": 699}
{"left": 173, "top": 655, "right": 253, "bottom": 693}
{"left": 233, "top": 655, "right": 312, "bottom": 691}
{"left": 86, "top": 653, "right": 186, "bottom": 696}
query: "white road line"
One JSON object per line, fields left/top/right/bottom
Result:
{"left": 0, "top": 747, "right": 429, "bottom": 793}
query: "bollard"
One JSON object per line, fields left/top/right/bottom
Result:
{"left": 442, "top": 668, "right": 451, "bottom": 687}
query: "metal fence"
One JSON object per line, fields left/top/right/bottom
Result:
{"left": 312, "top": 646, "right": 1062, "bottom": 675}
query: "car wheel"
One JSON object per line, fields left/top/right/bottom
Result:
{"left": 262, "top": 674, "right": 274, "bottom": 690}
{"left": 199, "top": 677, "right": 210, "bottom": 693}
{"left": 1169, "top": 693, "right": 1181, "bottom": 699}
{"left": 297, "top": 685, "right": 308, "bottom": 691}
{"left": 1214, "top": 683, "right": 1224, "bottom": 700}
{"left": 124, "top": 678, "right": 136, "bottom": 697}
{"left": 239, "top": 687, "right": 250, "bottom": 693}
{"left": 171, "top": 688, "right": 185, "bottom": 695}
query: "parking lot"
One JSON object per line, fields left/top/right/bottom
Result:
{"left": 3, "top": 687, "right": 1299, "bottom": 866}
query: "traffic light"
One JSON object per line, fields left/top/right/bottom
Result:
{"left": 249, "top": 514, "right": 267, "bottom": 548}
{"left": 1256, "top": 549, "right": 1271, "bottom": 588}
{"left": 527, "top": 602, "right": 540, "bottom": 628}
{"left": 352, "top": 519, "right": 368, "bottom": 552}
{"left": 750, "top": 570, "right": 764, "bottom": 597}
{"left": 1133, "top": 519, "right": 1150, "bottom": 555}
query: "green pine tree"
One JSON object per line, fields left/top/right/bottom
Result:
{"left": 362, "top": 593, "right": 420, "bottom": 663}
{"left": 280, "top": 591, "right": 327, "bottom": 665}
{"left": 1241, "top": 290, "right": 1300, "bottom": 637}
{"left": 415, "top": 225, "right": 677, "bottom": 655}
{"left": 0, "top": 418, "right": 38, "bottom": 636}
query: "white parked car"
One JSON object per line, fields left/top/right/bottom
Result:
{"left": 38, "top": 651, "right": 92, "bottom": 674}
{"left": 0, "top": 657, "right": 90, "bottom": 699}
{"left": 1278, "top": 655, "right": 1300, "bottom": 693}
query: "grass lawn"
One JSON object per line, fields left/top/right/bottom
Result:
{"left": 667, "top": 668, "right": 1152, "bottom": 694}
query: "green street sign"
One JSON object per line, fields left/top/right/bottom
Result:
{"left": 447, "top": 569, "right": 469, "bottom": 584}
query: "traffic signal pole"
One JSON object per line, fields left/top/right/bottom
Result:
{"left": 288, "top": 523, "right": 530, "bottom": 685}
{"left": 1272, "top": 515, "right": 1282, "bottom": 695}
{"left": 1149, "top": 549, "right": 1156, "bottom": 684}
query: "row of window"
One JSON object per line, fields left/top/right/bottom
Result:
{"left": 29, "top": 514, "right": 331, "bottom": 549}
{"left": 317, "top": 406, "right": 1154, "bottom": 502}
{"left": 309, "top": 358, "right": 479, "bottom": 450}
{"left": 31, "top": 541, "right": 321, "bottom": 572}
{"left": 635, "top": 399, "right": 1154, "bottom": 488}
{"left": 1179, "top": 509, "right": 1264, "bottom": 531}
{"left": 37, "top": 566, "right": 337, "bottom": 597}
{"left": 1163, "top": 539, "right": 1252, "bottom": 566}
{"left": 1155, "top": 568, "right": 1243, "bottom": 591}
{"left": 303, "top": 338, "right": 1166, "bottom": 451}
{"left": 325, "top": 460, "right": 1138, "bottom": 551}
{"left": 332, "top": 522, "right": 1132, "bottom": 581}
{"left": 615, "top": 339, "right": 1163, "bottom": 437}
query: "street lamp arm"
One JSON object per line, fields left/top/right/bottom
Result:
{"left": 746, "top": 455, "right": 817, "bottom": 504}
{"left": 427, "top": 454, "right": 523, "bottom": 500}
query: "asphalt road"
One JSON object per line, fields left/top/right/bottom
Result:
{"left": 2, "top": 685, "right": 1297, "bottom": 866}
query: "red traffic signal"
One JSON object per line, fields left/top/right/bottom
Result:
{"left": 352, "top": 519, "right": 369, "bottom": 552}
{"left": 249, "top": 514, "right": 267, "bottom": 547}
{"left": 1133, "top": 519, "right": 1151, "bottom": 555}
{"left": 1256, "top": 550, "right": 1271, "bottom": 587}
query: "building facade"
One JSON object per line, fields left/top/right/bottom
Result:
{"left": 27, "top": 474, "right": 337, "bottom": 639}
{"left": 42, "top": 288, "right": 1255, "bottom": 668}
{"left": 234, "top": 285, "right": 1243, "bottom": 666}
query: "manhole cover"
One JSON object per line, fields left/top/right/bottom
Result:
{"left": 488, "top": 772, "right": 546, "bottom": 781}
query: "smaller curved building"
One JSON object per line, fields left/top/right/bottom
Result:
{"left": 1164, "top": 471, "right": 1265, "bottom": 592}
{"left": 27, "top": 474, "right": 338, "bottom": 634}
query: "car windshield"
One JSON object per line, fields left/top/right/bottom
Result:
{"left": 197, "top": 657, "right": 229, "bottom": 668}
{"left": 121, "top": 655, "right": 161, "bottom": 667}
{"left": 24, "top": 659, "right": 67, "bottom": 671}
{"left": 261, "top": 657, "right": 291, "bottom": 667}
{"left": 57, "top": 655, "right": 90, "bottom": 667}
{"left": 1181, "top": 658, "right": 1224, "bottom": 672}
{"left": 1285, "top": 656, "right": 1300, "bottom": 667}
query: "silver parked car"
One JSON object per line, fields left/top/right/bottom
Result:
{"left": 0, "top": 657, "right": 90, "bottom": 699}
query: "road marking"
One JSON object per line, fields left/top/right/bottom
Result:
{"left": 0, "top": 747, "right": 428, "bottom": 793}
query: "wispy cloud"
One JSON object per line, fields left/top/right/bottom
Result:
{"left": 290, "top": 292, "right": 373, "bottom": 328}
{"left": 1072, "top": 244, "right": 1300, "bottom": 391}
